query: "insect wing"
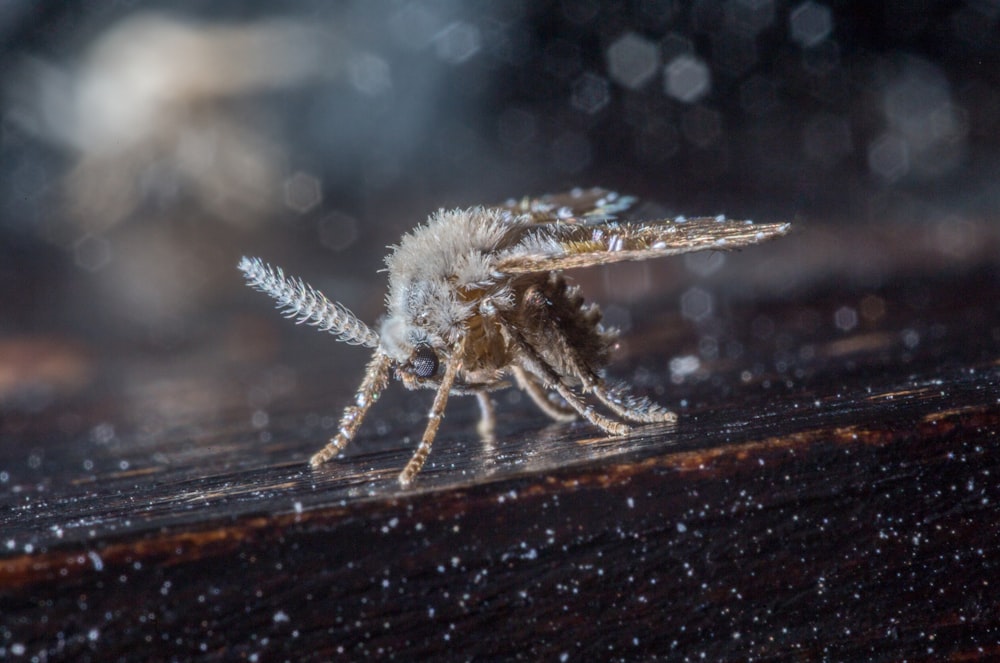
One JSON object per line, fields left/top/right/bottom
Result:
{"left": 499, "top": 187, "right": 637, "bottom": 225}
{"left": 496, "top": 217, "right": 791, "bottom": 274}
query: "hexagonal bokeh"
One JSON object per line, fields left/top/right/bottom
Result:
{"left": 434, "top": 21, "right": 481, "bottom": 64}
{"left": 868, "top": 133, "right": 909, "bottom": 181}
{"left": 283, "top": 171, "right": 323, "bottom": 214}
{"left": 570, "top": 72, "right": 610, "bottom": 114}
{"left": 74, "top": 234, "right": 112, "bottom": 272}
{"left": 317, "top": 211, "right": 360, "bottom": 252}
{"left": 664, "top": 54, "right": 711, "bottom": 103}
{"left": 834, "top": 305, "right": 858, "bottom": 331}
{"left": 680, "top": 286, "right": 714, "bottom": 322}
{"left": 790, "top": 1, "right": 833, "bottom": 47}
{"left": 606, "top": 32, "right": 660, "bottom": 90}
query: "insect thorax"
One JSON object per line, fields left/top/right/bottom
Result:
{"left": 379, "top": 208, "right": 617, "bottom": 385}
{"left": 380, "top": 270, "right": 518, "bottom": 366}
{"left": 379, "top": 208, "right": 524, "bottom": 363}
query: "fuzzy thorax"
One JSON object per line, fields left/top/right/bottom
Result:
{"left": 379, "top": 207, "right": 525, "bottom": 363}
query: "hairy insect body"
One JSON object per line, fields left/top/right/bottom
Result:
{"left": 515, "top": 275, "right": 614, "bottom": 384}
{"left": 380, "top": 208, "right": 519, "bottom": 376}
{"left": 240, "top": 188, "right": 790, "bottom": 485}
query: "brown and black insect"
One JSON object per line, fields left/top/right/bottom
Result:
{"left": 239, "top": 188, "right": 790, "bottom": 485}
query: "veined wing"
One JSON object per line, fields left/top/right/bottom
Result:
{"left": 498, "top": 187, "right": 637, "bottom": 225}
{"left": 496, "top": 216, "right": 791, "bottom": 274}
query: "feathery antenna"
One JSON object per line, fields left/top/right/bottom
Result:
{"left": 238, "top": 257, "right": 380, "bottom": 348}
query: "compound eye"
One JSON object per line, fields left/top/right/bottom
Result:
{"left": 410, "top": 345, "right": 439, "bottom": 378}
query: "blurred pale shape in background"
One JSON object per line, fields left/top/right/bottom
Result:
{"left": 877, "top": 57, "right": 967, "bottom": 181}
{"left": 9, "top": 12, "right": 336, "bottom": 233}
{"left": 789, "top": 1, "right": 833, "bottom": 48}
{"left": 664, "top": 54, "right": 711, "bottom": 103}
{"left": 606, "top": 32, "right": 659, "bottom": 90}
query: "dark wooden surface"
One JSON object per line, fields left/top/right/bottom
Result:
{"left": 1, "top": 221, "right": 999, "bottom": 661}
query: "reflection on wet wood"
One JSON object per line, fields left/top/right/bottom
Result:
{"left": 1, "top": 227, "right": 999, "bottom": 660}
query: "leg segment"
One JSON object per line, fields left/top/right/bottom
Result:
{"left": 310, "top": 352, "right": 392, "bottom": 467}
{"left": 512, "top": 365, "right": 577, "bottom": 423}
{"left": 521, "top": 307, "right": 676, "bottom": 425}
{"left": 504, "top": 326, "right": 629, "bottom": 436}
{"left": 475, "top": 391, "right": 496, "bottom": 440}
{"left": 548, "top": 378, "right": 630, "bottom": 436}
{"left": 398, "top": 342, "right": 464, "bottom": 486}
{"left": 513, "top": 280, "right": 673, "bottom": 426}
{"left": 588, "top": 379, "right": 677, "bottom": 424}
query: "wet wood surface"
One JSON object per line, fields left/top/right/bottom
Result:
{"left": 1, "top": 222, "right": 999, "bottom": 661}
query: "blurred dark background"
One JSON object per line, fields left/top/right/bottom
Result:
{"left": 0, "top": 0, "right": 997, "bottom": 418}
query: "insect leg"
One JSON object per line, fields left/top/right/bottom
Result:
{"left": 309, "top": 351, "right": 392, "bottom": 467}
{"left": 475, "top": 391, "right": 496, "bottom": 439}
{"left": 560, "top": 354, "right": 676, "bottom": 423}
{"left": 398, "top": 341, "right": 464, "bottom": 486}
{"left": 587, "top": 379, "right": 677, "bottom": 424}
{"left": 512, "top": 365, "right": 577, "bottom": 423}
{"left": 504, "top": 327, "right": 629, "bottom": 436}
{"left": 547, "top": 378, "right": 629, "bottom": 436}
{"left": 523, "top": 317, "right": 675, "bottom": 425}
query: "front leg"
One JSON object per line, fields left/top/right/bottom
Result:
{"left": 398, "top": 339, "right": 465, "bottom": 486}
{"left": 310, "top": 351, "right": 392, "bottom": 467}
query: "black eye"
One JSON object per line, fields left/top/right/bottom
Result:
{"left": 410, "top": 346, "right": 439, "bottom": 378}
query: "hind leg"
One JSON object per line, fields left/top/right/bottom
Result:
{"left": 586, "top": 378, "right": 677, "bottom": 424}
{"left": 504, "top": 326, "right": 629, "bottom": 436}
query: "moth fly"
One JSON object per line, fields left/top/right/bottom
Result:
{"left": 239, "top": 188, "right": 790, "bottom": 485}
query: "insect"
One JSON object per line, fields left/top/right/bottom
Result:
{"left": 239, "top": 188, "right": 790, "bottom": 485}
